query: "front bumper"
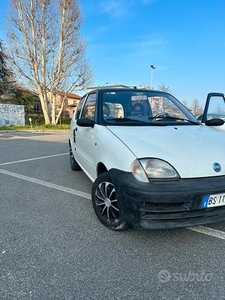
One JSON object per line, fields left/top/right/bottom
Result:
{"left": 109, "top": 169, "right": 225, "bottom": 229}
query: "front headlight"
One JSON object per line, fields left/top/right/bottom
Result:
{"left": 131, "top": 158, "right": 179, "bottom": 182}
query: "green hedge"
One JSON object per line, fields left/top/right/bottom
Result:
{"left": 25, "top": 115, "right": 71, "bottom": 125}
{"left": 25, "top": 115, "right": 45, "bottom": 125}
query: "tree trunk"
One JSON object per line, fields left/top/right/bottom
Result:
{"left": 6, "top": 0, "right": 93, "bottom": 125}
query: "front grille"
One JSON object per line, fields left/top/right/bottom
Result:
{"left": 141, "top": 204, "right": 225, "bottom": 221}
{"left": 142, "top": 201, "right": 190, "bottom": 213}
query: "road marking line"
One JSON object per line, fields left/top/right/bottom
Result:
{"left": 0, "top": 153, "right": 68, "bottom": 166}
{"left": 1, "top": 166, "right": 225, "bottom": 239}
{"left": 0, "top": 169, "right": 91, "bottom": 200}
{"left": 187, "top": 226, "right": 225, "bottom": 240}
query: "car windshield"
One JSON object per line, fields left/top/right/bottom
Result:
{"left": 100, "top": 90, "right": 199, "bottom": 126}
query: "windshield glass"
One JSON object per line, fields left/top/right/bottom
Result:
{"left": 100, "top": 90, "right": 199, "bottom": 126}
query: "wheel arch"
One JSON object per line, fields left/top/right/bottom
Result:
{"left": 96, "top": 162, "right": 108, "bottom": 177}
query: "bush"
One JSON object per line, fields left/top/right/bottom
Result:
{"left": 0, "top": 124, "right": 70, "bottom": 130}
{"left": 25, "top": 115, "right": 71, "bottom": 125}
{"left": 25, "top": 115, "right": 45, "bottom": 126}
{"left": 60, "top": 116, "right": 71, "bottom": 125}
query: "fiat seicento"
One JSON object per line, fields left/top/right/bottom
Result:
{"left": 69, "top": 87, "right": 225, "bottom": 230}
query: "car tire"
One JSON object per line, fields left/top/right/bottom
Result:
{"left": 69, "top": 145, "right": 81, "bottom": 171}
{"left": 92, "top": 172, "right": 129, "bottom": 231}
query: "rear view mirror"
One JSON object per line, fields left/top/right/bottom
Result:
{"left": 205, "top": 118, "right": 224, "bottom": 126}
{"left": 77, "top": 118, "right": 95, "bottom": 128}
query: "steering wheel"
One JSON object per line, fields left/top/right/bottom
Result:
{"left": 152, "top": 113, "right": 169, "bottom": 120}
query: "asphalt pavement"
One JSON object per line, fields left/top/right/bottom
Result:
{"left": 0, "top": 130, "right": 225, "bottom": 300}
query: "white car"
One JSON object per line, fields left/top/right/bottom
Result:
{"left": 69, "top": 88, "right": 225, "bottom": 230}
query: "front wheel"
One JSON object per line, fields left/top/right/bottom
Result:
{"left": 92, "top": 172, "right": 128, "bottom": 231}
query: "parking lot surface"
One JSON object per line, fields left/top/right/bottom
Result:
{"left": 0, "top": 130, "right": 225, "bottom": 300}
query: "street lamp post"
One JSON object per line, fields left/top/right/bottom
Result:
{"left": 150, "top": 65, "right": 156, "bottom": 89}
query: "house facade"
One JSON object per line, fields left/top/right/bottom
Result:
{"left": 13, "top": 87, "right": 81, "bottom": 118}
{"left": 55, "top": 91, "right": 80, "bottom": 118}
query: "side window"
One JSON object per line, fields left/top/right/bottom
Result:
{"left": 81, "top": 93, "right": 96, "bottom": 120}
{"left": 75, "top": 96, "right": 86, "bottom": 120}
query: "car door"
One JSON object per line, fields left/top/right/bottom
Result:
{"left": 72, "top": 92, "right": 97, "bottom": 179}
{"left": 201, "top": 92, "right": 225, "bottom": 131}
{"left": 70, "top": 93, "right": 86, "bottom": 148}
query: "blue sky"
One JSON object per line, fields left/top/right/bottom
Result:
{"left": 0, "top": 0, "right": 225, "bottom": 105}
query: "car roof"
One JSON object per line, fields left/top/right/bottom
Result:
{"left": 86, "top": 87, "right": 171, "bottom": 95}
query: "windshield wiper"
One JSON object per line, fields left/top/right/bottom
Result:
{"left": 105, "top": 118, "right": 167, "bottom": 126}
{"left": 105, "top": 117, "right": 146, "bottom": 123}
{"left": 148, "top": 114, "right": 200, "bottom": 125}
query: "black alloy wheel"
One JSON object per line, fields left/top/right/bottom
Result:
{"left": 92, "top": 172, "right": 128, "bottom": 231}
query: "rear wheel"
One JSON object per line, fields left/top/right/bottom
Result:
{"left": 92, "top": 172, "right": 128, "bottom": 231}
{"left": 69, "top": 144, "right": 81, "bottom": 171}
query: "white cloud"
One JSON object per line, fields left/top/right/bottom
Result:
{"left": 100, "top": 1, "right": 126, "bottom": 18}
{"left": 100, "top": 0, "right": 156, "bottom": 19}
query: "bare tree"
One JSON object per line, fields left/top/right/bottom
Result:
{"left": 181, "top": 100, "right": 191, "bottom": 111}
{"left": 158, "top": 83, "right": 172, "bottom": 94}
{"left": 0, "top": 40, "right": 16, "bottom": 101}
{"left": 191, "top": 98, "right": 203, "bottom": 116}
{"left": 5, "top": 0, "right": 93, "bottom": 124}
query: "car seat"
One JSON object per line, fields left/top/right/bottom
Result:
{"left": 103, "top": 103, "right": 110, "bottom": 117}
{"left": 131, "top": 103, "right": 145, "bottom": 116}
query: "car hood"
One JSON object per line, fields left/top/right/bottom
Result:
{"left": 107, "top": 124, "right": 225, "bottom": 178}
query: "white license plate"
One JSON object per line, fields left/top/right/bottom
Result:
{"left": 202, "top": 193, "right": 225, "bottom": 208}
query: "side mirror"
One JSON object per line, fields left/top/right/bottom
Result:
{"left": 77, "top": 117, "right": 95, "bottom": 128}
{"left": 205, "top": 118, "right": 224, "bottom": 126}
